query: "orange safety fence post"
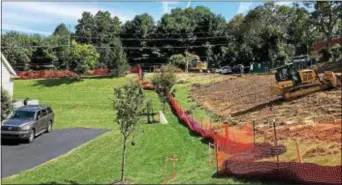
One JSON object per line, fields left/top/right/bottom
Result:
{"left": 296, "top": 141, "right": 303, "bottom": 163}
{"left": 252, "top": 120, "right": 256, "bottom": 149}
{"left": 225, "top": 124, "right": 229, "bottom": 150}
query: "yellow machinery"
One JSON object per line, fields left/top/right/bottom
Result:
{"left": 271, "top": 64, "right": 338, "bottom": 100}
{"left": 188, "top": 56, "right": 208, "bottom": 72}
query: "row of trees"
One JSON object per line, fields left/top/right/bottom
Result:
{"left": 2, "top": 26, "right": 128, "bottom": 76}
{"left": 2, "top": 2, "right": 341, "bottom": 73}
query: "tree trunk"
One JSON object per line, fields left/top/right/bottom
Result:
{"left": 120, "top": 136, "right": 127, "bottom": 182}
{"left": 163, "top": 100, "right": 166, "bottom": 113}
{"left": 326, "top": 37, "right": 332, "bottom": 50}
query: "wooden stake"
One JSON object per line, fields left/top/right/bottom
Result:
{"left": 253, "top": 121, "right": 256, "bottom": 148}
{"left": 273, "top": 120, "right": 279, "bottom": 166}
{"left": 162, "top": 154, "right": 179, "bottom": 184}
{"left": 296, "top": 141, "right": 303, "bottom": 163}
{"left": 225, "top": 124, "right": 229, "bottom": 149}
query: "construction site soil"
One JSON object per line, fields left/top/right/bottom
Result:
{"left": 191, "top": 75, "right": 341, "bottom": 125}
{"left": 191, "top": 73, "right": 341, "bottom": 165}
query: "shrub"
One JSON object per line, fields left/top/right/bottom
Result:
{"left": 331, "top": 44, "right": 342, "bottom": 62}
{"left": 319, "top": 48, "right": 332, "bottom": 63}
{"left": 169, "top": 54, "right": 186, "bottom": 70}
{"left": 1, "top": 90, "right": 13, "bottom": 121}
{"left": 160, "top": 64, "right": 183, "bottom": 73}
{"left": 151, "top": 70, "right": 177, "bottom": 112}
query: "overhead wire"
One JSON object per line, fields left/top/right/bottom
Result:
{"left": 1, "top": 43, "right": 228, "bottom": 50}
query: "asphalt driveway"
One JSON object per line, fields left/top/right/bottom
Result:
{"left": 1, "top": 127, "right": 108, "bottom": 178}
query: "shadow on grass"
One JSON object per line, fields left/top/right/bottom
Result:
{"left": 39, "top": 180, "right": 80, "bottom": 185}
{"left": 32, "top": 76, "right": 116, "bottom": 87}
{"left": 32, "top": 78, "right": 80, "bottom": 87}
{"left": 211, "top": 172, "right": 288, "bottom": 185}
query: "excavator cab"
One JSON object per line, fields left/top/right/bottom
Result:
{"left": 274, "top": 64, "right": 301, "bottom": 85}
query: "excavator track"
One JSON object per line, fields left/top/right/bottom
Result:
{"left": 283, "top": 83, "right": 322, "bottom": 101}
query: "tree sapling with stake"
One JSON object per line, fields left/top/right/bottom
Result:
{"left": 112, "top": 80, "right": 145, "bottom": 183}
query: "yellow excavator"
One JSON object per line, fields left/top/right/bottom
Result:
{"left": 188, "top": 56, "right": 208, "bottom": 73}
{"left": 271, "top": 64, "right": 339, "bottom": 100}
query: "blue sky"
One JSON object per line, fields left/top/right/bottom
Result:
{"left": 2, "top": 1, "right": 295, "bottom": 36}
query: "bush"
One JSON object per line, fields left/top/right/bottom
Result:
{"left": 1, "top": 90, "right": 13, "bottom": 121}
{"left": 151, "top": 70, "right": 177, "bottom": 112}
{"left": 160, "top": 64, "right": 183, "bottom": 73}
{"left": 331, "top": 44, "right": 342, "bottom": 62}
{"left": 169, "top": 54, "right": 186, "bottom": 69}
{"left": 319, "top": 48, "right": 332, "bottom": 63}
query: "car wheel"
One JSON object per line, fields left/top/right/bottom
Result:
{"left": 46, "top": 121, "right": 53, "bottom": 133}
{"left": 27, "top": 129, "right": 35, "bottom": 143}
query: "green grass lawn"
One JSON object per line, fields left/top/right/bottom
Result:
{"left": 2, "top": 77, "right": 254, "bottom": 184}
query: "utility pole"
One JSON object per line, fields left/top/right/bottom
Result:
{"left": 67, "top": 24, "right": 71, "bottom": 71}
{"left": 185, "top": 50, "right": 189, "bottom": 73}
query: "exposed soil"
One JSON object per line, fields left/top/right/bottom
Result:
{"left": 256, "top": 120, "right": 341, "bottom": 144}
{"left": 191, "top": 74, "right": 278, "bottom": 117}
{"left": 191, "top": 74, "right": 341, "bottom": 125}
{"left": 313, "top": 60, "right": 342, "bottom": 73}
{"left": 235, "top": 88, "right": 341, "bottom": 125}
{"left": 191, "top": 73, "right": 341, "bottom": 164}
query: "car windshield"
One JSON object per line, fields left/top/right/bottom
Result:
{"left": 11, "top": 111, "right": 36, "bottom": 120}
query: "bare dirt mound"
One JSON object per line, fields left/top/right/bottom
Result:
{"left": 313, "top": 60, "right": 342, "bottom": 73}
{"left": 257, "top": 120, "right": 341, "bottom": 143}
{"left": 235, "top": 87, "right": 341, "bottom": 125}
{"left": 191, "top": 75, "right": 278, "bottom": 117}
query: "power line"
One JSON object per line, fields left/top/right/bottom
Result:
{"left": 70, "top": 35, "right": 227, "bottom": 41}
{"left": 2, "top": 43, "right": 228, "bottom": 50}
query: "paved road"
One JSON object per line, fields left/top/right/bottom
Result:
{"left": 1, "top": 128, "right": 108, "bottom": 178}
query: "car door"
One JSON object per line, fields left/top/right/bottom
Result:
{"left": 37, "top": 110, "right": 47, "bottom": 133}
{"left": 46, "top": 107, "right": 54, "bottom": 123}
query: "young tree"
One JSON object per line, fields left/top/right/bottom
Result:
{"left": 151, "top": 70, "right": 176, "bottom": 112}
{"left": 69, "top": 40, "right": 100, "bottom": 76}
{"left": 168, "top": 54, "right": 186, "bottom": 70}
{"left": 113, "top": 80, "right": 145, "bottom": 183}
{"left": 1, "top": 90, "right": 13, "bottom": 121}
{"left": 53, "top": 23, "right": 72, "bottom": 70}
{"left": 107, "top": 38, "right": 129, "bottom": 77}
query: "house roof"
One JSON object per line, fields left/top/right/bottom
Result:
{"left": 1, "top": 53, "right": 17, "bottom": 77}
